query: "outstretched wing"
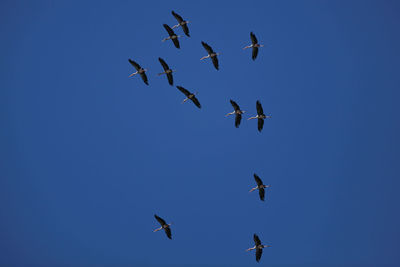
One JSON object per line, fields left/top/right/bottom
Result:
{"left": 253, "top": 173, "right": 263, "bottom": 186}
{"left": 182, "top": 24, "right": 190, "bottom": 37}
{"left": 128, "top": 59, "right": 141, "bottom": 71}
{"left": 254, "top": 234, "right": 261, "bottom": 246}
{"left": 166, "top": 73, "right": 173, "bottom": 86}
{"left": 230, "top": 100, "right": 240, "bottom": 111}
{"left": 259, "top": 187, "right": 265, "bottom": 201}
{"left": 177, "top": 86, "right": 191, "bottom": 97}
{"left": 201, "top": 41, "right": 214, "bottom": 54}
{"left": 252, "top": 47, "right": 259, "bottom": 60}
{"left": 256, "top": 100, "right": 264, "bottom": 116}
{"left": 235, "top": 114, "right": 242, "bottom": 128}
{"left": 164, "top": 227, "right": 172, "bottom": 239}
{"left": 256, "top": 248, "right": 263, "bottom": 262}
{"left": 158, "top": 57, "right": 170, "bottom": 71}
{"left": 154, "top": 214, "right": 166, "bottom": 226}
{"left": 258, "top": 118, "right": 264, "bottom": 132}
{"left": 140, "top": 72, "right": 149, "bottom": 85}
{"left": 191, "top": 96, "right": 201, "bottom": 109}
{"left": 171, "top": 11, "right": 183, "bottom": 23}
{"left": 250, "top": 32, "right": 258, "bottom": 45}
{"left": 172, "top": 38, "right": 180, "bottom": 49}
{"left": 211, "top": 55, "right": 219, "bottom": 70}
{"left": 163, "top": 24, "right": 175, "bottom": 36}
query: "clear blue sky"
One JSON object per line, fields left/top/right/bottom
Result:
{"left": 1, "top": 0, "right": 400, "bottom": 266}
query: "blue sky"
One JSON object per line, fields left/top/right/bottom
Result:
{"left": 1, "top": 0, "right": 400, "bottom": 266}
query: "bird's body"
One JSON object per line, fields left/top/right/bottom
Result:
{"left": 158, "top": 58, "right": 175, "bottom": 85}
{"left": 246, "top": 234, "right": 271, "bottom": 262}
{"left": 226, "top": 100, "right": 245, "bottom": 128}
{"left": 249, "top": 173, "right": 271, "bottom": 201}
{"left": 200, "top": 41, "right": 220, "bottom": 70}
{"left": 243, "top": 32, "right": 264, "bottom": 60}
{"left": 128, "top": 59, "right": 148, "bottom": 85}
{"left": 177, "top": 86, "right": 201, "bottom": 108}
{"left": 162, "top": 24, "right": 181, "bottom": 49}
{"left": 153, "top": 214, "right": 172, "bottom": 239}
{"left": 171, "top": 11, "right": 190, "bottom": 37}
{"left": 248, "top": 100, "right": 271, "bottom": 132}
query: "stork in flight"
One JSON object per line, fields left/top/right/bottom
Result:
{"left": 249, "top": 173, "right": 271, "bottom": 201}
{"left": 200, "top": 41, "right": 220, "bottom": 70}
{"left": 128, "top": 59, "right": 148, "bottom": 85}
{"left": 153, "top": 214, "right": 172, "bottom": 239}
{"left": 243, "top": 32, "right": 264, "bottom": 60}
{"left": 226, "top": 100, "right": 245, "bottom": 128}
{"left": 157, "top": 57, "right": 175, "bottom": 86}
{"left": 162, "top": 24, "right": 181, "bottom": 49}
{"left": 248, "top": 100, "right": 271, "bottom": 132}
{"left": 246, "top": 234, "right": 271, "bottom": 262}
{"left": 171, "top": 11, "right": 190, "bottom": 37}
{"left": 177, "top": 86, "right": 201, "bottom": 108}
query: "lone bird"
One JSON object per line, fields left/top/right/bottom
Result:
{"left": 153, "top": 214, "right": 172, "bottom": 239}
{"left": 177, "top": 86, "right": 201, "bottom": 108}
{"left": 171, "top": 11, "right": 190, "bottom": 37}
{"left": 246, "top": 234, "right": 271, "bottom": 262}
{"left": 128, "top": 59, "right": 148, "bottom": 85}
{"left": 243, "top": 32, "right": 264, "bottom": 60}
{"left": 157, "top": 57, "right": 175, "bottom": 86}
{"left": 249, "top": 173, "right": 271, "bottom": 201}
{"left": 200, "top": 41, "right": 220, "bottom": 70}
{"left": 162, "top": 24, "right": 181, "bottom": 49}
{"left": 225, "top": 100, "right": 245, "bottom": 128}
{"left": 248, "top": 100, "right": 271, "bottom": 132}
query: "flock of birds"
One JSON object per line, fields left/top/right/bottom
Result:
{"left": 129, "top": 11, "right": 272, "bottom": 263}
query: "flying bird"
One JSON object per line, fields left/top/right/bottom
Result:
{"left": 153, "top": 214, "right": 172, "bottom": 239}
{"left": 246, "top": 234, "right": 271, "bottom": 262}
{"left": 177, "top": 86, "right": 201, "bottom": 108}
{"left": 200, "top": 41, "right": 220, "bottom": 70}
{"left": 128, "top": 59, "right": 148, "bottom": 85}
{"left": 171, "top": 11, "right": 190, "bottom": 37}
{"left": 225, "top": 100, "right": 245, "bottom": 128}
{"left": 248, "top": 100, "right": 271, "bottom": 132}
{"left": 157, "top": 57, "right": 175, "bottom": 86}
{"left": 243, "top": 32, "right": 264, "bottom": 60}
{"left": 162, "top": 24, "right": 181, "bottom": 49}
{"left": 249, "top": 173, "right": 271, "bottom": 201}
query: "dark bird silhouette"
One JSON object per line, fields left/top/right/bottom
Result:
{"left": 246, "top": 234, "right": 271, "bottom": 262}
{"left": 248, "top": 100, "right": 271, "bottom": 132}
{"left": 177, "top": 86, "right": 201, "bottom": 108}
{"left": 171, "top": 11, "right": 190, "bottom": 37}
{"left": 243, "top": 32, "right": 264, "bottom": 60}
{"left": 249, "top": 173, "right": 271, "bottom": 201}
{"left": 128, "top": 59, "right": 148, "bottom": 85}
{"left": 162, "top": 24, "right": 181, "bottom": 49}
{"left": 157, "top": 57, "right": 175, "bottom": 86}
{"left": 225, "top": 100, "right": 245, "bottom": 128}
{"left": 153, "top": 214, "right": 172, "bottom": 239}
{"left": 200, "top": 41, "right": 220, "bottom": 70}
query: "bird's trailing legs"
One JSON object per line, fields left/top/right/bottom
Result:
{"left": 157, "top": 70, "right": 176, "bottom": 76}
{"left": 129, "top": 71, "right": 138, "bottom": 77}
{"left": 153, "top": 227, "right": 163, "bottom": 232}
